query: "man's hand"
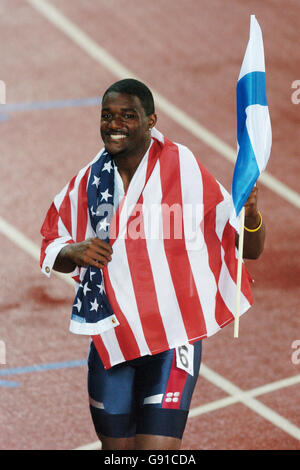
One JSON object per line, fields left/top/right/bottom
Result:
{"left": 53, "top": 238, "right": 113, "bottom": 273}
{"left": 244, "top": 186, "right": 261, "bottom": 228}
{"left": 236, "top": 185, "right": 266, "bottom": 259}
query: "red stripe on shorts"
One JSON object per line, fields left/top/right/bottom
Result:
{"left": 162, "top": 349, "right": 188, "bottom": 410}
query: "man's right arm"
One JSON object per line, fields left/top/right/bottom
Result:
{"left": 53, "top": 238, "right": 113, "bottom": 273}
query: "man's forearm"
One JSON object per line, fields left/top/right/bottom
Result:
{"left": 243, "top": 214, "right": 265, "bottom": 259}
{"left": 53, "top": 245, "right": 77, "bottom": 273}
{"left": 236, "top": 212, "right": 266, "bottom": 259}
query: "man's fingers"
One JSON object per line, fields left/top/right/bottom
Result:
{"left": 66, "top": 238, "right": 113, "bottom": 268}
{"left": 91, "top": 238, "right": 113, "bottom": 254}
{"left": 82, "top": 238, "right": 113, "bottom": 265}
{"left": 84, "top": 249, "right": 111, "bottom": 265}
{"left": 87, "top": 245, "right": 112, "bottom": 261}
{"left": 83, "top": 255, "right": 108, "bottom": 269}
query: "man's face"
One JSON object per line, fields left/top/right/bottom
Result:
{"left": 100, "top": 92, "right": 156, "bottom": 157}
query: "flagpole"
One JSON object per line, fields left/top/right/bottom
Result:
{"left": 234, "top": 206, "right": 245, "bottom": 338}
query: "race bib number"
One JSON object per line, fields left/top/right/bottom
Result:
{"left": 176, "top": 344, "right": 194, "bottom": 376}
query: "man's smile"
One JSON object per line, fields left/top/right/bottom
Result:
{"left": 108, "top": 133, "right": 128, "bottom": 141}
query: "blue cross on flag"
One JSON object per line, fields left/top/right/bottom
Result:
{"left": 230, "top": 15, "right": 272, "bottom": 228}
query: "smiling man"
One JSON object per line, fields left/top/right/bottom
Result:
{"left": 100, "top": 82, "right": 157, "bottom": 194}
{"left": 40, "top": 79, "right": 265, "bottom": 450}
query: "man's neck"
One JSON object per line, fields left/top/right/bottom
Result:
{"left": 112, "top": 138, "right": 152, "bottom": 191}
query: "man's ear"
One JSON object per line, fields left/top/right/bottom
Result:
{"left": 148, "top": 113, "right": 157, "bottom": 129}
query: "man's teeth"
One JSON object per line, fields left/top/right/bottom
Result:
{"left": 110, "top": 134, "right": 127, "bottom": 140}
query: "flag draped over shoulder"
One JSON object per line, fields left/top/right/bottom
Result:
{"left": 69, "top": 150, "right": 119, "bottom": 335}
{"left": 231, "top": 15, "right": 272, "bottom": 226}
{"left": 40, "top": 128, "right": 253, "bottom": 369}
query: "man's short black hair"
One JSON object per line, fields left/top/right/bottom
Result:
{"left": 102, "top": 78, "right": 155, "bottom": 116}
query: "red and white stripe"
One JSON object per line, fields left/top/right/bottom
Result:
{"left": 40, "top": 129, "right": 252, "bottom": 369}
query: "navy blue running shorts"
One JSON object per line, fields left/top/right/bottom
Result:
{"left": 87, "top": 339, "right": 202, "bottom": 439}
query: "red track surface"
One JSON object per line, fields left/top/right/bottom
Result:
{"left": 0, "top": 0, "right": 299, "bottom": 450}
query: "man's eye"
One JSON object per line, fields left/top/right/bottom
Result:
{"left": 123, "top": 113, "right": 135, "bottom": 119}
{"left": 101, "top": 113, "right": 111, "bottom": 120}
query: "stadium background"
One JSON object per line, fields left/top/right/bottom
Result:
{"left": 0, "top": 0, "right": 299, "bottom": 449}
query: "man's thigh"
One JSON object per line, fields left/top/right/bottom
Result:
{"left": 87, "top": 341, "right": 136, "bottom": 438}
{"left": 134, "top": 340, "right": 202, "bottom": 439}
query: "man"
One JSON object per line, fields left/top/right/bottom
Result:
{"left": 40, "top": 79, "right": 265, "bottom": 450}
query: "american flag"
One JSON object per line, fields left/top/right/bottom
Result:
{"left": 40, "top": 128, "right": 252, "bottom": 369}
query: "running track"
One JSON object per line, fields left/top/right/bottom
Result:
{"left": 0, "top": 0, "right": 299, "bottom": 450}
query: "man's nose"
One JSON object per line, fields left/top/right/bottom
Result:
{"left": 109, "top": 114, "right": 124, "bottom": 128}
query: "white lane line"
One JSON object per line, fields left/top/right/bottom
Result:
{"left": 200, "top": 364, "right": 300, "bottom": 441}
{"left": 189, "top": 374, "right": 300, "bottom": 418}
{"left": 0, "top": 216, "right": 73, "bottom": 286}
{"left": 75, "top": 440, "right": 101, "bottom": 451}
{"left": 189, "top": 395, "right": 238, "bottom": 417}
{"left": 0, "top": 216, "right": 40, "bottom": 261}
{"left": 247, "top": 373, "right": 300, "bottom": 397}
{"left": 26, "top": 0, "right": 300, "bottom": 209}
{"left": 190, "top": 372, "right": 300, "bottom": 418}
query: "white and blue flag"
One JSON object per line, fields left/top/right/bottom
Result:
{"left": 230, "top": 15, "right": 272, "bottom": 229}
